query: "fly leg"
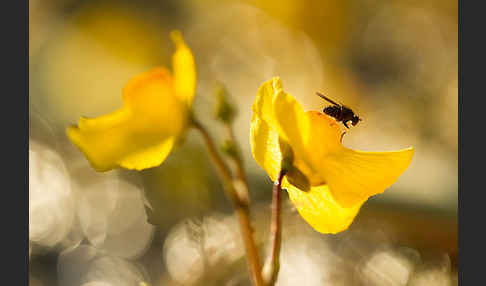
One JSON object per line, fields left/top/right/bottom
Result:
{"left": 340, "top": 131, "right": 346, "bottom": 143}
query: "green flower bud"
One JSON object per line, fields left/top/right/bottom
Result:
{"left": 214, "top": 82, "right": 237, "bottom": 123}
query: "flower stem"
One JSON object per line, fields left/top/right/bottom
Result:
{"left": 224, "top": 124, "right": 250, "bottom": 204}
{"left": 191, "top": 118, "right": 264, "bottom": 286}
{"left": 263, "top": 169, "right": 286, "bottom": 286}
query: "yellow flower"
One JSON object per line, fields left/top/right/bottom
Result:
{"left": 250, "top": 77, "right": 414, "bottom": 234}
{"left": 66, "top": 31, "right": 196, "bottom": 172}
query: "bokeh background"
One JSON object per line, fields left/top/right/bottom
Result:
{"left": 29, "top": 0, "right": 458, "bottom": 285}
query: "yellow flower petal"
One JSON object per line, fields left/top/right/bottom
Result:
{"left": 321, "top": 146, "right": 414, "bottom": 207}
{"left": 250, "top": 115, "right": 282, "bottom": 182}
{"left": 304, "top": 109, "right": 414, "bottom": 207}
{"left": 171, "top": 30, "right": 197, "bottom": 106}
{"left": 122, "top": 67, "right": 186, "bottom": 134}
{"left": 253, "top": 77, "right": 279, "bottom": 127}
{"left": 304, "top": 111, "right": 342, "bottom": 158}
{"left": 77, "top": 107, "right": 132, "bottom": 131}
{"left": 251, "top": 78, "right": 314, "bottom": 184}
{"left": 272, "top": 81, "right": 310, "bottom": 154}
{"left": 68, "top": 119, "right": 176, "bottom": 172}
{"left": 271, "top": 80, "right": 324, "bottom": 185}
{"left": 122, "top": 67, "right": 172, "bottom": 102}
{"left": 67, "top": 68, "right": 186, "bottom": 172}
{"left": 285, "top": 181, "right": 363, "bottom": 234}
{"left": 117, "top": 137, "right": 175, "bottom": 170}
{"left": 67, "top": 108, "right": 132, "bottom": 171}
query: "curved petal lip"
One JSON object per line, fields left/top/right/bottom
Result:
{"left": 66, "top": 123, "right": 176, "bottom": 172}
{"left": 284, "top": 181, "right": 364, "bottom": 234}
{"left": 324, "top": 146, "right": 415, "bottom": 207}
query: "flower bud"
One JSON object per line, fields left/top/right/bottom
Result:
{"left": 214, "top": 82, "right": 236, "bottom": 123}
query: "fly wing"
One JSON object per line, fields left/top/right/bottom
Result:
{"left": 316, "top": 92, "right": 341, "bottom": 106}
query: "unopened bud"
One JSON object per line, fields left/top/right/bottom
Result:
{"left": 221, "top": 140, "right": 238, "bottom": 159}
{"left": 214, "top": 82, "right": 237, "bottom": 123}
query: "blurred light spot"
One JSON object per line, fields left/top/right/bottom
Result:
{"left": 58, "top": 245, "right": 99, "bottom": 286}
{"left": 77, "top": 177, "right": 120, "bottom": 246}
{"left": 409, "top": 253, "right": 453, "bottom": 286}
{"left": 164, "top": 224, "right": 203, "bottom": 285}
{"left": 163, "top": 213, "right": 244, "bottom": 284}
{"left": 58, "top": 220, "right": 85, "bottom": 251}
{"left": 204, "top": 215, "right": 245, "bottom": 264}
{"left": 74, "top": 167, "right": 154, "bottom": 259}
{"left": 86, "top": 256, "right": 148, "bottom": 286}
{"left": 29, "top": 140, "right": 74, "bottom": 248}
{"left": 408, "top": 269, "right": 453, "bottom": 286}
{"left": 58, "top": 244, "right": 148, "bottom": 286}
{"left": 277, "top": 235, "right": 348, "bottom": 286}
{"left": 358, "top": 249, "right": 415, "bottom": 286}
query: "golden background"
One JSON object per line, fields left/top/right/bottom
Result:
{"left": 29, "top": 0, "right": 457, "bottom": 285}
